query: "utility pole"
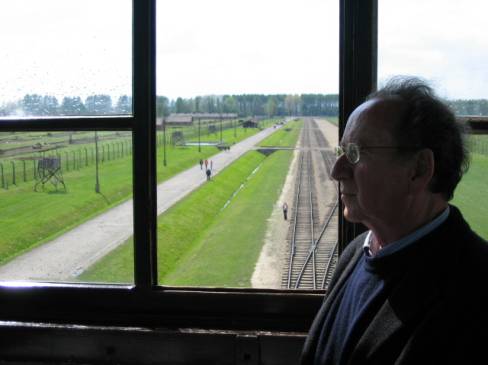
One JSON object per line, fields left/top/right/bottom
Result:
{"left": 219, "top": 100, "right": 223, "bottom": 143}
{"left": 198, "top": 119, "right": 201, "bottom": 152}
{"left": 163, "top": 119, "right": 167, "bottom": 166}
{"left": 95, "top": 131, "right": 100, "bottom": 193}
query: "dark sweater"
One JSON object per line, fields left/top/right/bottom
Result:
{"left": 301, "top": 205, "right": 488, "bottom": 365}
{"left": 314, "top": 254, "right": 386, "bottom": 364}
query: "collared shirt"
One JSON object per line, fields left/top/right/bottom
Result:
{"left": 363, "top": 206, "right": 450, "bottom": 258}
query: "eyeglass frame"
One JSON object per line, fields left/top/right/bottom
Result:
{"left": 334, "top": 142, "right": 418, "bottom": 164}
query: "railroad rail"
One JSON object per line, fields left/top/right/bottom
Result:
{"left": 282, "top": 118, "right": 339, "bottom": 290}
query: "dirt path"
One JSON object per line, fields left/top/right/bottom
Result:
{"left": 0, "top": 124, "right": 285, "bottom": 281}
{"left": 251, "top": 118, "right": 338, "bottom": 288}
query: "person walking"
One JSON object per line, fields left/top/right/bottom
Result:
{"left": 282, "top": 202, "right": 288, "bottom": 220}
{"left": 204, "top": 159, "right": 208, "bottom": 169}
{"left": 210, "top": 160, "right": 213, "bottom": 171}
{"left": 199, "top": 159, "right": 203, "bottom": 170}
{"left": 206, "top": 168, "right": 211, "bottom": 181}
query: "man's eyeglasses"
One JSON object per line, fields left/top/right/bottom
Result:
{"left": 334, "top": 143, "right": 414, "bottom": 164}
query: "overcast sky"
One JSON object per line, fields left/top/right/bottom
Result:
{"left": 0, "top": 0, "right": 486, "bottom": 104}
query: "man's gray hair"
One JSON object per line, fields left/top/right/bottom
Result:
{"left": 367, "top": 76, "right": 469, "bottom": 200}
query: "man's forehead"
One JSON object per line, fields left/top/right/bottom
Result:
{"left": 342, "top": 98, "right": 405, "bottom": 144}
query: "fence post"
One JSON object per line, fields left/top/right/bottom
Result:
{"left": 0, "top": 163, "right": 4, "bottom": 189}
{"left": 23, "top": 160, "right": 26, "bottom": 182}
{"left": 65, "top": 152, "right": 70, "bottom": 171}
{"left": 11, "top": 161, "right": 16, "bottom": 185}
{"left": 71, "top": 151, "right": 76, "bottom": 170}
{"left": 85, "top": 148, "right": 88, "bottom": 166}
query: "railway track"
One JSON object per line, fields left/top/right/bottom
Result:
{"left": 282, "top": 118, "right": 338, "bottom": 290}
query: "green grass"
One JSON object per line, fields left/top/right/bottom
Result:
{"left": 452, "top": 153, "right": 488, "bottom": 239}
{"left": 468, "top": 135, "right": 488, "bottom": 156}
{"left": 81, "top": 118, "right": 301, "bottom": 285}
{"left": 185, "top": 124, "right": 261, "bottom": 145}
{"left": 322, "top": 116, "right": 338, "bottom": 125}
{"left": 80, "top": 150, "right": 294, "bottom": 286}
{"left": 0, "top": 144, "right": 218, "bottom": 265}
{"left": 163, "top": 150, "right": 293, "bottom": 287}
{"left": 0, "top": 157, "right": 133, "bottom": 264}
{"left": 0, "top": 122, "right": 274, "bottom": 266}
{"left": 259, "top": 119, "right": 303, "bottom": 147}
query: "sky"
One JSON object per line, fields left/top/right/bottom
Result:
{"left": 0, "top": 0, "right": 486, "bottom": 104}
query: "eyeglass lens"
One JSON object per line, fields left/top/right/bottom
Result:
{"left": 335, "top": 143, "right": 360, "bottom": 164}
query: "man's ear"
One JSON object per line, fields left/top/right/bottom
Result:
{"left": 410, "top": 148, "right": 435, "bottom": 192}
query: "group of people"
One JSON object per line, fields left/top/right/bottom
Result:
{"left": 300, "top": 76, "right": 487, "bottom": 364}
{"left": 199, "top": 159, "right": 213, "bottom": 181}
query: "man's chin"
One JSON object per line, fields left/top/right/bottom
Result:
{"left": 343, "top": 206, "right": 362, "bottom": 223}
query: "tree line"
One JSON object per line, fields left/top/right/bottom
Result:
{"left": 1, "top": 93, "right": 486, "bottom": 118}
{"left": 0, "top": 93, "right": 339, "bottom": 118}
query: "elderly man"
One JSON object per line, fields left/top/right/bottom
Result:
{"left": 301, "top": 77, "right": 487, "bottom": 365}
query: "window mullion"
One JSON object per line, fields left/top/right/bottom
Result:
{"left": 132, "top": 0, "right": 158, "bottom": 288}
{"left": 339, "top": 0, "right": 378, "bottom": 253}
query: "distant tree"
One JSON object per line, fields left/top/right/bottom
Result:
{"left": 22, "top": 94, "right": 44, "bottom": 115}
{"left": 61, "top": 96, "right": 86, "bottom": 116}
{"left": 265, "top": 96, "right": 277, "bottom": 117}
{"left": 42, "top": 95, "right": 59, "bottom": 115}
{"left": 223, "top": 95, "right": 238, "bottom": 113}
{"left": 479, "top": 100, "right": 488, "bottom": 116}
{"left": 85, "top": 94, "right": 113, "bottom": 115}
{"left": 194, "top": 96, "right": 202, "bottom": 113}
{"left": 285, "top": 94, "right": 300, "bottom": 116}
{"left": 175, "top": 97, "right": 188, "bottom": 113}
{"left": 201, "top": 96, "right": 217, "bottom": 113}
{"left": 0, "top": 101, "right": 19, "bottom": 116}
{"left": 156, "top": 96, "right": 170, "bottom": 118}
{"left": 115, "top": 95, "right": 132, "bottom": 114}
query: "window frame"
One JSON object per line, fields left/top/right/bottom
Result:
{"left": 0, "top": 0, "right": 377, "bottom": 332}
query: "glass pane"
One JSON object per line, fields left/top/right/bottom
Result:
{"left": 378, "top": 0, "right": 488, "bottom": 115}
{"left": 378, "top": 0, "right": 488, "bottom": 240}
{"left": 153, "top": 0, "right": 340, "bottom": 289}
{"left": 0, "top": 131, "right": 134, "bottom": 283}
{"left": 0, "top": 1, "right": 132, "bottom": 118}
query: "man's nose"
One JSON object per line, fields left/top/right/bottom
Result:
{"left": 331, "top": 153, "right": 351, "bottom": 181}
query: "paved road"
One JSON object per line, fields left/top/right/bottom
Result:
{"left": 0, "top": 124, "right": 285, "bottom": 281}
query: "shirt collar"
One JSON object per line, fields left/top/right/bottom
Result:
{"left": 363, "top": 206, "right": 450, "bottom": 258}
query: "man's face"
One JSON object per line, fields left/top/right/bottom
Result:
{"left": 331, "top": 98, "right": 413, "bottom": 229}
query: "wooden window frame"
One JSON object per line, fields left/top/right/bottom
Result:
{"left": 0, "top": 0, "right": 377, "bottom": 332}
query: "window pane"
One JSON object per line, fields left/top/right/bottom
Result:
{"left": 0, "top": 1, "right": 132, "bottom": 118}
{"left": 0, "top": 131, "right": 134, "bottom": 283}
{"left": 378, "top": 0, "right": 488, "bottom": 240}
{"left": 153, "top": 0, "right": 340, "bottom": 289}
{"left": 378, "top": 0, "right": 488, "bottom": 115}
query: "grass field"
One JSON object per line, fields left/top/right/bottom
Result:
{"left": 81, "top": 119, "right": 301, "bottom": 285}
{"left": 0, "top": 145, "right": 218, "bottom": 265}
{"left": 323, "top": 116, "right": 338, "bottom": 125}
{"left": 452, "top": 152, "right": 488, "bottom": 239}
{"left": 468, "top": 134, "right": 488, "bottom": 156}
{"left": 0, "top": 123, "right": 273, "bottom": 265}
{"left": 80, "top": 150, "right": 294, "bottom": 286}
{"left": 259, "top": 119, "right": 303, "bottom": 147}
